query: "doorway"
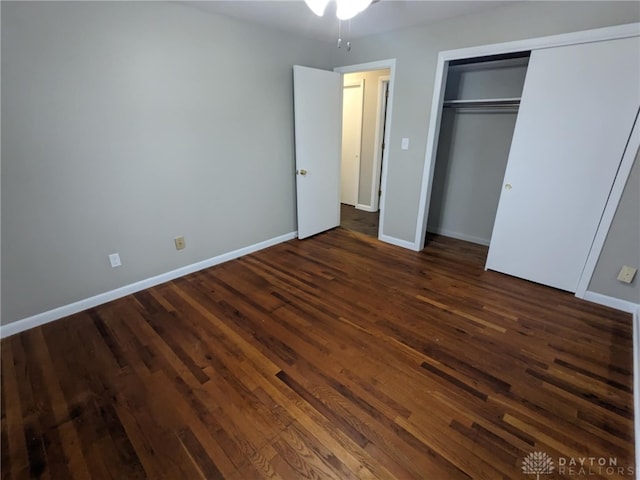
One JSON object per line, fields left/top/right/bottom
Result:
{"left": 337, "top": 66, "right": 391, "bottom": 238}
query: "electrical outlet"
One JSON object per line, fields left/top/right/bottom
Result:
{"left": 108, "top": 253, "right": 122, "bottom": 268}
{"left": 174, "top": 236, "right": 186, "bottom": 251}
{"left": 617, "top": 265, "right": 637, "bottom": 284}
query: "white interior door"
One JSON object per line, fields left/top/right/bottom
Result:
{"left": 341, "top": 81, "right": 363, "bottom": 206}
{"left": 293, "top": 65, "right": 342, "bottom": 239}
{"left": 486, "top": 36, "right": 640, "bottom": 292}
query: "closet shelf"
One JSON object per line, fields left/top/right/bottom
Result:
{"left": 443, "top": 97, "right": 521, "bottom": 108}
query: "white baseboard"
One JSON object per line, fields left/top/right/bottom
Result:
{"left": 379, "top": 234, "right": 420, "bottom": 251}
{"left": 355, "top": 203, "right": 377, "bottom": 213}
{"left": 634, "top": 306, "right": 640, "bottom": 480}
{"left": 0, "top": 231, "right": 297, "bottom": 339}
{"left": 426, "top": 227, "right": 490, "bottom": 246}
{"left": 581, "top": 291, "right": 639, "bottom": 314}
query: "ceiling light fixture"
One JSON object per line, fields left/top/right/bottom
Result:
{"left": 304, "top": 0, "right": 373, "bottom": 51}
{"left": 303, "top": 0, "right": 373, "bottom": 21}
{"left": 336, "top": 0, "right": 373, "bottom": 20}
{"left": 304, "top": 0, "right": 330, "bottom": 17}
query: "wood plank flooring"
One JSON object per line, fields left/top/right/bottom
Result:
{"left": 1, "top": 229, "right": 634, "bottom": 479}
{"left": 340, "top": 204, "right": 379, "bottom": 238}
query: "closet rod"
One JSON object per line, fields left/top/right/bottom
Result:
{"left": 443, "top": 98, "right": 520, "bottom": 109}
{"left": 443, "top": 104, "right": 520, "bottom": 109}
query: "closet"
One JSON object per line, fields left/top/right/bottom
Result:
{"left": 425, "top": 33, "right": 640, "bottom": 293}
{"left": 427, "top": 53, "right": 530, "bottom": 246}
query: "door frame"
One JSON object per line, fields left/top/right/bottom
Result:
{"left": 415, "top": 23, "right": 639, "bottom": 291}
{"left": 334, "top": 59, "right": 396, "bottom": 241}
{"left": 367, "top": 75, "right": 390, "bottom": 213}
{"left": 341, "top": 78, "right": 364, "bottom": 206}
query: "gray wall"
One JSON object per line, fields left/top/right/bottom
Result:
{"left": 445, "top": 59, "right": 529, "bottom": 101}
{"left": 334, "top": 1, "right": 640, "bottom": 243}
{"left": 344, "top": 69, "right": 390, "bottom": 209}
{"left": 589, "top": 151, "right": 640, "bottom": 303}
{"left": 1, "top": 1, "right": 336, "bottom": 324}
{"left": 428, "top": 111, "right": 518, "bottom": 245}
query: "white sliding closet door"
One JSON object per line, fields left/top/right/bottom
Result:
{"left": 486, "top": 36, "right": 640, "bottom": 292}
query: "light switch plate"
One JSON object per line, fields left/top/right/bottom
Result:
{"left": 401, "top": 138, "right": 409, "bottom": 150}
{"left": 617, "top": 265, "right": 637, "bottom": 284}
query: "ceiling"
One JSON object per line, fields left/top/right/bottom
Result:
{"left": 181, "top": 0, "right": 517, "bottom": 43}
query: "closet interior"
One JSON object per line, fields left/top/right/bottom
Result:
{"left": 427, "top": 52, "right": 530, "bottom": 248}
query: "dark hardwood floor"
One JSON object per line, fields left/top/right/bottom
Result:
{"left": 340, "top": 204, "right": 379, "bottom": 237}
{"left": 1, "top": 229, "right": 634, "bottom": 479}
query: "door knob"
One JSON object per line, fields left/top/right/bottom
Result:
{"left": 504, "top": 183, "right": 512, "bottom": 190}
{"left": 297, "top": 169, "right": 308, "bottom": 176}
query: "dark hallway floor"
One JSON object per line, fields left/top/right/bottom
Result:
{"left": 340, "top": 203, "right": 379, "bottom": 237}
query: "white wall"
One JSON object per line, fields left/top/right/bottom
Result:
{"left": 1, "top": 1, "right": 336, "bottom": 325}
{"left": 334, "top": 1, "right": 640, "bottom": 243}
